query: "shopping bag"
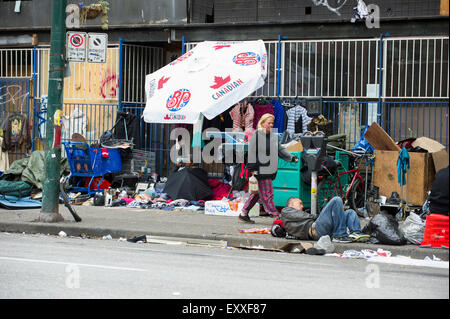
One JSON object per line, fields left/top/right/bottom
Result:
{"left": 248, "top": 175, "right": 259, "bottom": 194}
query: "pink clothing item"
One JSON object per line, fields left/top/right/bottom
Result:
{"left": 208, "top": 179, "right": 232, "bottom": 200}
{"left": 252, "top": 103, "right": 274, "bottom": 129}
{"left": 121, "top": 198, "right": 135, "bottom": 204}
{"left": 229, "top": 101, "right": 255, "bottom": 132}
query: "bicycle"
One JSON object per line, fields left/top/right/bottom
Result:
{"left": 316, "top": 147, "right": 374, "bottom": 217}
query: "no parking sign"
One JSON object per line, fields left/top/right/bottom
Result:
{"left": 88, "top": 33, "right": 108, "bottom": 63}
{"left": 66, "top": 32, "right": 107, "bottom": 63}
{"left": 66, "top": 31, "right": 87, "bottom": 62}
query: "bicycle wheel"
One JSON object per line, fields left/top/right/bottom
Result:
{"left": 317, "top": 177, "right": 338, "bottom": 212}
{"left": 348, "top": 178, "right": 366, "bottom": 217}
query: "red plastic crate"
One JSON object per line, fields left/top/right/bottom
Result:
{"left": 421, "top": 214, "right": 449, "bottom": 248}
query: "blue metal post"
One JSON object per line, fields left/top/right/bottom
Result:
{"left": 32, "top": 45, "right": 38, "bottom": 151}
{"left": 182, "top": 36, "right": 186, "bottom": 55}
{"left": 277, "top": 35, "right": 282, "bottom": 97}
{"left": 118, "top": 38, "right": 124, "bottom": 112}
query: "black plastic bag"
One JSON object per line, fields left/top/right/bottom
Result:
{"left": 363, "top": 211, "right": 407, "bottom": 245}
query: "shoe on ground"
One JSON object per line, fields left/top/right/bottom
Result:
{"left": 238, "top": 214, "right": 255, "bottom": 224}
{"left": 349, "top": 231, "right": 370, "bottom": 242}
{"left": 332, "top": 235, "right": 352, "bottom": 243}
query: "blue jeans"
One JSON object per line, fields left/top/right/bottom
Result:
{"left": 314, "top": 197, "right": 362, "bottom": 238}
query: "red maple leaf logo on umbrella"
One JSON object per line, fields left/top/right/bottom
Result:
{"left": 210, "top": 75, "right": 231, "bottom": 89}
{"left": 158, "top": 76, "right": 170, "bottom": 89}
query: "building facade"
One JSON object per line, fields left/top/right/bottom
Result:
{"left": 0, "top": 0, "right": 448, "bottom": 176}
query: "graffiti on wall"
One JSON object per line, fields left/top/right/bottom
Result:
{"left": 311, "top": 0, "right": 380, "bottom": 28}
{"left": 311, "top": 0, "right": 348, "bottom": 16}
{"left": 0, "top": 84, "right": 30, "bottom": 113}
{"left": 99, "top": 69, "right": 118, "bottom": 99}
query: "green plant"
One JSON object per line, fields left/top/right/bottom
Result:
{"left": 79, "top": 1, "right": 109, "bottom": 30}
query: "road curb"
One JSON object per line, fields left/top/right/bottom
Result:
{"left": 1, "top": 221, "right": 448, "bottom": 261}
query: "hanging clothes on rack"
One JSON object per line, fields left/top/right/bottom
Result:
{"left": 253, "top": 99, "right": 274, "bottom": 129}
{"left": 229, "top": 99, "right": 254, "bottom": 133}
{"left": 270, "top": 99, "right": 285, "bottom": 134}
{"left": 285, "top": 104, "right": 312, "bottom": 134}
{"left": 202, "top": 111, "right": 233, "bottom": 132}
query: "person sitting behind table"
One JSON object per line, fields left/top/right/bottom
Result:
{"left": 279, "top": 196, "right": 370, "bottom": 243}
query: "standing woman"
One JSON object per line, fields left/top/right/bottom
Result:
{"left": 239, "top": 114, "right": 298, "bottom": 223}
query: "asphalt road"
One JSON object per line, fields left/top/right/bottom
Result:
{"left": 0, "top": 232, "right": 448, "bottom": 300}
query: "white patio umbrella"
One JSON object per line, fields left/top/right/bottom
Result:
{"left": 142, "top": 40, "right": 267, "bottom": 124}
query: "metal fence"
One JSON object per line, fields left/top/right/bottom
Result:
{"left": 1, "top": 36, "right": 449, "bottom": 177}
{"left": 383, "top": 37, "right": 449, "bottom": 99}
{"left": 0, "top": 48, "right": 34, "bottom": 78}
{"left": 281, "top": 39, "right": 380, "bottom": 98}
{"left": 121, "top": 44, "right": 164, "bottom": 104}
{"left": 121, "top": 103, "right": 175, "bottom": 178}
{"left": 322, "top": 99, "right": 449, "bottom": 150}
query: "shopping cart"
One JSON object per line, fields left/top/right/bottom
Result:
{"left": 62, "top": 142, "right": 122, "bottom": 196}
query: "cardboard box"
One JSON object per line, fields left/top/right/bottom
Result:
{"left": 205, "top": 200, "right": 259, "bottom": 217}
{"left": 286, "top": 141, "right": 303, "bottom": 152}
{"left": 373, "top": 150, "right": 435, "bottom": 206}
{"left": 411, "top": 137, "right": 449, "bottom": 172}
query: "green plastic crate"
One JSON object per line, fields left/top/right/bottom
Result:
{"left": 273, "top": 151, "right": 349, "bottom": 209}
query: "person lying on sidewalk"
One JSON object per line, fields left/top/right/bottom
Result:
{"left": 279, "top": 196, "right": 370, "bottom": 243}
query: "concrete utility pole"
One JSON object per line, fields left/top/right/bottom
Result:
{"left": 38, "top": 0, "right": 67, "bottom": 222}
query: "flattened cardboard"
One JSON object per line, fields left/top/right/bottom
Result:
{"left": 363, "top": 122, "right": 401, "bottom": 151}
{"left": 411, "top": 137, "right": 445, "bottom": 153}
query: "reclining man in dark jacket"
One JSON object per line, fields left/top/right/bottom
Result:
{"left": 280, "top": 196, "right": 370, "bottom": 243}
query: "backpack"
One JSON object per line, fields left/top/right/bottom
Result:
{"left": 231, "top": 163, "right": 250, "bottom": 191}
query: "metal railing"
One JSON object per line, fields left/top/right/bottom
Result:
{"left": 383, "top": 37, "right": 449, "bottom": 99}
{"left": 121, "top": 44, "right": 164, "bottom": 104}
{"left": 323, "top": 99, "right": 449, "bottom": 151}
{"left": 0, "top": 48, "right": 34, "bottom": 78}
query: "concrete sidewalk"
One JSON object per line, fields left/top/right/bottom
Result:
{"left": 0, "top": 204, "right": 448, "bottom": 261}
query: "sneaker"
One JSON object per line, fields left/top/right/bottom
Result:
{"left": 349, "top": 231, "right": 370, "bottom": 242}
{"left": 332, "top": 235, "right": 352, "bottom": 243}
{"left": 238, "top": 214, "right": 255, "bottom": 224}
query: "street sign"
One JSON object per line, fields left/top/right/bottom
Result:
{"left": 87, "top": 33, "right": 108, "bottom": 63}
{"left": 66, "top": 31, "right": 87, "bottom": 62}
